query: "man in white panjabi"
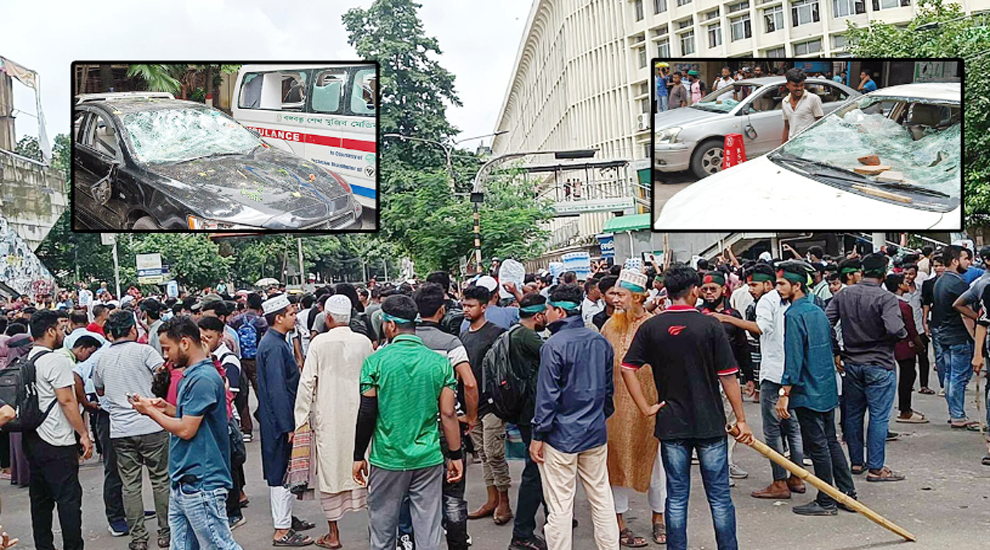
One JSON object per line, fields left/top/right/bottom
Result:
{"left": 294, "top": 295, "right": 375, "bottom": 548}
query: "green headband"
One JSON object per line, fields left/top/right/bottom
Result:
{"left": 702, "top": 272, "right": 726, "bottom": 287}
{"left": 520, "top": 304, "right": 547, "bottom": 314}
{"left": 777, "top": 269, "right": 807, "bottom": 285}
{"left": 748, "top": 273, "right": 774, "bottom": 283}
{"left": 840, "top": 267, "right": 862, "bottom": 275}
{"left": 548, "top": 300, "right": 581, "bottom": 311}
{"left": 618, "top": 281, "right": 646, "bottom": 293}
{"left": 382, "top": 312, "right": 415, "bottom": 324}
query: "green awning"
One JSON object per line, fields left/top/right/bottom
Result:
{"left": 603, "top": 213, "right": 652, "bottom": 233}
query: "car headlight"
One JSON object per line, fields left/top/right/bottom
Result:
{"left": 186, "top": 215, "right": 262, "bottom": 230}
{"left": 657, "top": 127, "right": 682, "bottom": 144}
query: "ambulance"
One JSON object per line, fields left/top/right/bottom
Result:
{"left": 232, "top": 63, "right": 378, "bottom": 212}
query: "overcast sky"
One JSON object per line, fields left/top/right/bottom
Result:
{"left": 3, "top": 0, "right": 532, "bottom": 149}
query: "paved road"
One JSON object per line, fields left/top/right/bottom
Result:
{"left": 4, "top": 372, "right": 990, "bottom": 550}
{"left": 652, "top": 172, "right": 695, "bottom": 227}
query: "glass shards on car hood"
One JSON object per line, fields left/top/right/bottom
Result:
{"left": 777, "top": 102, "right": 960, "bottom": 199}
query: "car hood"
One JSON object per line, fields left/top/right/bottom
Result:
{"left": 654, "top": 156, "right": 951, "bottom": 231}
{"left": 655, "top": 107, "right": 726, "bottom": 131}
{"left": 144, "top": 147, "right": 351, "bottom": 227}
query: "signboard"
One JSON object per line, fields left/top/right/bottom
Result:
{"left": 166, "top": 281, "right": 179, "bottom": 298}
{"left": 554, "top": 197, "right": 635, "bottom": 215}
{"left": 136, "top": 253, "right": 164, "bottom": 284}
{"left": 100, "top": 233, "right": 116, "bottom": 246}
{"left": 597, "top": 233, "right": 615, "bottom": 259}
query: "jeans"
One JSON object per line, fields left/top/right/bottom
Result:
{"left": 759, "top": 380, "right": 803, "bottom": 481}
{"left": 94, "top": 408, "right": 125, "bottom": 525}
{"left": 513, "top": 424, "right": 546, "bottom": 540}
{"left": 369, "top": 465, "right": 444, "bottom": 550}
{"left": 169, "top": 485, "right": 242, "bottom": 550}
{"left": 794, "top": 408, "right": 856, "bottom": 507}
{"left": 896, "top": 357, "right": 917, "bottom": 415}
{"left": 658, "top": 95, "right": 669, "bottom": 112}
{"left": 843, "top": 363, "right": 896, "bottom": 470}
{"left": 114, "top": 431, "right": 171, "bottom": 544}
{"left": 944, "top": 341, "right": 975, "bottom": 421}
{"left": 398, "top": 428, "right": 469, "bottom": 550}
{"left": 932, "top": 330, "right": 947, "bottom": 389}
{"left": 24, "top": 431, "right": 84, "bottom": 550}
{"left": 661, "top": 437, "right": 737, "bottom": 550}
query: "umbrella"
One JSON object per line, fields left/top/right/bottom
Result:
{"left": 254, "top": 278, "right": 281, "bottom": 287}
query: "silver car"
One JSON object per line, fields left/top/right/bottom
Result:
{"left": 654, "top": 77, "right": 860, "bottom": 179}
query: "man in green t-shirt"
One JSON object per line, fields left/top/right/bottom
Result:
{"left": 352, "top": 295, "right": 464, "bottom": 550}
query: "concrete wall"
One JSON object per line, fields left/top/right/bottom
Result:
{"left": 0, "top": 148, "right": 67, "bottom": 251}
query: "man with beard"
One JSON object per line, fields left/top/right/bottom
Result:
{"left": 713, "top": 263, "right": 806, "bottom": 499}
{"left": 931, "top": 246, "right": 978, "bottom": 430}
{"left": 602, "top": 270, "right": 666, "bottom": 546}
{"left": 700, "top": 271, "right": 751, "bottom": 484}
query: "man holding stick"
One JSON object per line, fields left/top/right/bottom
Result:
{"left": 774, "top": 261, "right": 858, "bottom": 516}
{"left": 621, "top": 265, "right": 753, "bottom": 550}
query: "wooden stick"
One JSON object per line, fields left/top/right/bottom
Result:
{"left": 727, "top": 424, "right": 916, "bottom": 542}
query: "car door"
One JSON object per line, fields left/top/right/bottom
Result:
{"left": 808, "top": 82, "right": 852, "bottom": 116}
{"left": 73, "top": 108, "right": 125, "bottom": 229}
{"left": 743, "top": 84, "right": 787, "bottom": 157}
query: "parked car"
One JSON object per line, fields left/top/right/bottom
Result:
{"left": 72, "top": 93, "right": 362, "bottom": 230}
{"left": 654, "top": 77, "right": 860, "bottom": 179}
{"left": 654, "top": 83, "right": 962, "bottom": 231}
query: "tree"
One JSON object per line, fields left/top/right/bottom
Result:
{"left": 14, "top": 135, "right": 41, "bottom": 161}
{"left": 126, "top": 65, "right": 182, "bottom": 95}
{"left": 131, "top": 234, "right": 232, "bottom": 290}
{"left": 343, "top": 0, "right": 462, "bottom": 184}
{"left": 843, "top": 0, "right": 989, "bottom": 226}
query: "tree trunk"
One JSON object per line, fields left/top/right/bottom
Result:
{"left": 204, "top": 65, "right": 213, "bottom": 105}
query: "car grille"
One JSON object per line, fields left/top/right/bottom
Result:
{"left": 302, "top": 210, "right": 356, "bottom": 230}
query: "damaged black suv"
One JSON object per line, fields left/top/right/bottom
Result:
{"left": 72, "top": 93, "right": 362, "bottom": 230}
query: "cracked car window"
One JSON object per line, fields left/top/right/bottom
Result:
{"left": 121, "top": 108, "right": 263, "bottom": 164}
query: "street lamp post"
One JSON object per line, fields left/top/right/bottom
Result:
{"left": 470, "top": 148, "right": 597, "bottom": 275}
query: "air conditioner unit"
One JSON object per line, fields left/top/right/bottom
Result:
{"left": 637, "top": 113, "right": 650, "bottom": 131}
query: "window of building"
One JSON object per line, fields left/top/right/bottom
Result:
{"left": 678, "top": 17, "right": 694, "bottom": 28}
{"left": 728, "top": 1, "right": 751, "bottom": 12}
{"left": 832, "top": 33, "right": 848, "bottom": 49}
{"left": 833, "top": 0, "right": 865, "bottom": 16}
{"left": 872, "top": 0, "right": 908, "bottom": 8}
{"left": 655, "top": 0, "right": 668, "bottom": 13}
{"left": 677, "top": 0, "right": 692, "bottom": 7}
{"left": 731, "top": 14, "right": 752, "bottom": 40}
{"left": 632, "top": 33, "right": 646, "bottom": 43}
{"left": 764, "top": 45, "right": 787, "bottom": 57}
{"left": 791, "top": 0, "right": 820, "bottom": 26}
{"left": 793, "top": 38, "right": 822, "bottom": 55}
{"left": 657, "top": 38, "right": 671, "bottom": 57}
{"left": 708, "top": 22, "right": 723, "bottom": 47}
{"left": 764, "top": 5, "right": 784, "bottom": 31}
{"left": 652, "top": 24, "right": 669, "bottom": 36}
{"left": 641, "top": 98, "right": 650, "bottom": 113}
{"left": 680, "top": 30, "right": 696, "bottom": 55}
{"left": 704, "top": 8, "right": 720, "bottom": 20}
{"left": 635, "top": 0, "right": 645, "bottom": 20}
{"left": 638, "top": 47, "right": 648, "bottom": 68}
{"left": 640, "top": 82, "right": 650, "bottom": 95}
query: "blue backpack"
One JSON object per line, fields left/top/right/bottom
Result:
{"left": 237, "top": 316, "right": 262, "bottom": 360}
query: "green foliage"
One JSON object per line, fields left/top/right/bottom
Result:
{"left": 131, "top": 233, "right": 232, "bottom": 290}
{"left": 842, "top": 0, "right": 989, "bottom": 226}
{"left": 14, "top": 135, "right": 41, "bottom": 161}
{"left": 13, "top": 134, "right": 69, "bottom": 180}
{"left": 126, "top": 64, "right": 182, "bottom": 95}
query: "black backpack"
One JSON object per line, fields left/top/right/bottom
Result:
{"left": 482, "top": 326, "right": 530, "bottom": 423}
{"left": 0, "top": 350, "right": 55, "bottom": 433}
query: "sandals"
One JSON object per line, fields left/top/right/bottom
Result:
{"left": 493, "top": 510, "right": 514, "bottom": 525}
{"left": 292, "top": 517, "right": 317, "bottom": 532}
{"left": 273, "top": 530, "right": 314, "bottom": 547}
{"left": 850, "top": 465, "right": 866, "bottom": 475}
{"left": 895, "top": 412, "right": 929, "bottom": 424}
{"left": 619, "top": 528, "right": 648, "bottom": 548}
{"left": 951, "top": 420, "right": 983, "bottom": 432}
{"left": 919, "top": 387, "right": 936, "bottom": 395}
{"left": 315, "top": 535, "right": 342, "bottom": 549}
{"left": 866, "top": 467, "right": 905, "bottom": 482}
{"left": 982, "top": 455, "right": 990, "bottom": 466}
{"left": 652, "top": 523, "right": 667, "bottom": 545}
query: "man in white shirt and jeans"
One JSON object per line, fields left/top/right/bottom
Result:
{"left": 25, "top": 310, "right": 93, "bottom": 550}
{"left": 781, "top": 68, "right": 824, "bottom": 144}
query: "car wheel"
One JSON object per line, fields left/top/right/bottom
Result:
{"left": 690, "top": 140, "right": 724, "bottom": 179}
{"left": 132, "top": 216, "right": 162, "bottom": 230}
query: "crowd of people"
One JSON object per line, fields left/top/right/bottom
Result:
{"left": 0, "top": 238, "right": 987, "bottom": 550}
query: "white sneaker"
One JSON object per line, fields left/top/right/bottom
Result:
{"left": 397, "top": 534, "right": 415, "bottom": 550}
{"left": 729, "top": 478, "right": 736, "bottom": 487}
{"left": 939, "top": 389, "right": 946, "bottom": 396}
{"left": 729, "top": 463, "right": 749, "bottom": 479}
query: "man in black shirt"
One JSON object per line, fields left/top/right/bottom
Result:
{"left": 460, "top": 285, "right": 512, "bottom": 523}
{"left": 931, "top": 246, "right": 978, "bottom": 429}
{"left": 592, "top": 276, "right": 618, "bottom": 331}
{"left": 620, "top": 265, "right": 752, "bottom": 550}
{"left": 921, "top": 256, "right": 944, "bottom": 394}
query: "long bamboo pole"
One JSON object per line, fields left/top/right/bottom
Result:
{"left": 726, "top": 424, "right": 916, "bottom": 542}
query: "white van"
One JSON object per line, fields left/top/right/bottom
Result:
{"left": 232, "top": 63, "right": 378, "bottom": 211}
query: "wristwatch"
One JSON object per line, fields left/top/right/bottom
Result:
{"left": 778, "top": 388, "right": 790, "bottom": 398}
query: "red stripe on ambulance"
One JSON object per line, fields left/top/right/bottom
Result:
{"left": 246, "top": 126, "right": 376, "bottom": 153}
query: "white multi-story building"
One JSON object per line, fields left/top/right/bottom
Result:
{"left": 492, "top": 0, "right": 985, "bottom": 262}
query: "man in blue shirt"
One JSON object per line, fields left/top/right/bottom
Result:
{"left": 530, "top": 284, "right": 618, "bottom": 550}
{"left": 131, "top": 316, "right": 242, "bottom": 550}
{"left": 656, "top": 65, "right": 669, "bottom": 112}
{"left": 774, "top": 261, "right": 857, "bottom": 517}
{"left": 857, "top": 71, "right": 878, "bottom": 93}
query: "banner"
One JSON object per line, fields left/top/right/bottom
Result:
{"left": 597, "top": 233, "right": 615, "bottom": 259}
{"left": 0, "top": 57, "right": 51, "bottom": 163}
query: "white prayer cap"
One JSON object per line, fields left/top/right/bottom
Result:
{"left": 262, "top": 294, "right": 290, "bottom": 316}
{"left": 324, "top": 295, "right": 352, "bottom": 316}
{"left": 476, "top": 276, "right": 498, "bottom": 292}
{"left": 759, "top": 251, "right": 772, "bottom": 262}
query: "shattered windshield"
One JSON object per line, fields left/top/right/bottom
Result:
{"left": 776, "top": 95, "right": 960, "bottom": 198}
{"left": 691, "top": 84, "right": 758, "bottom": 113}
{"left": 121, "top": 107, "right": 263, "bottom": 164}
